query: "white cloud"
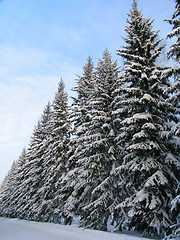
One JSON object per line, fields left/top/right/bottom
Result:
{"left": 0, "top": 44, "right": 82, "bottom": 183}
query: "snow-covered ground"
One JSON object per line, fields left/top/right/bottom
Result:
{"left": 0, "top": 217, "right": 155, "bottom": 240}
{"left": 0, "top": 217, "right": 156, "bottom": 240}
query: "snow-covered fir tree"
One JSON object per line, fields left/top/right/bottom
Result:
{"left": 164, "top": 0, "right": 180, "bottom": 159}
{"left": 24, "top": 102, "right": 52, "bottom": 220}
{"left": 165, "top": 0, "right": 180, "bottom": 62}
{"left": 0, "top": 174, "right": 8, "bottom": 196}
{"left": 164, "top": 1, "right": 180, "bottom": 238}
{"left": 111, "top": 0, "right": 180, "bottom": 237}
{"left": 4, "top": 148, "right": 27, "bottom": 218}
{"left": 62, "top": 49, "right": 120, "bottom": 230}
{"left": 0, "top": 148, "right": 26, "bottom": 218}
{"left": 68, "top": 56, "right": 94, "bottom": 170}
{"left": 13, "top": 103, "right": 52, "bottom": 220}
{"left": 0, "top": 161, "right": 17, "bottom": 217}
{"left": 56, "top": 57, "right": 94, "bottom": 223}
{"left": 34, "top": 79, "right": 70, "bottom": 223}
{"left": 14, "top": 122, "right": 43, "bottom": 219}
{"left": 79, "top": 50, "right": 120, "bottom": 231}
{"left": 164, "top": 0, "right": 180, "bottom": 137}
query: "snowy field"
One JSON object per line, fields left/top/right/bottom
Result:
{"left": 0, "top": 217, "right": 155, "bottom": 240}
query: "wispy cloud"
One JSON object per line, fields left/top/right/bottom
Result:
{"left": 0, "top": 43, "right": 82, "bottom": 182}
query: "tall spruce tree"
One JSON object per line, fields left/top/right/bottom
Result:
{"left": 79, "top": 49, "right": 120, "bottom": 231}
{"left": 164, "top": 1, "right": 180, "bottom": 238}
{"left": 112, "top": 0, "right": 180, "bottom": 237}
{"left": 68, "top": 56, "right": 94, "bottom": 170}
{"left": 13, "top": 103, "right": 52, "bottom": 220}
{"left": 57, "top": 57, "right": 94, "bottom": 224}
{"left": 35, "top": 79, "right": 70, "bottom": 223}
{"left": 0, "top": 149, "right": 27, "bottom": 218}
{"left": 0, "top": 173, "right": 8, "bottom": 196}
{"left": 5, "top": 148, "right": 27, "bottom": 218}
{"left": 165, "top": 0, "right": 180, "bottom": 62}
{"left": 24, "top": 102, "right": 52, "bottom": 220}
{"left": 62, "top": 50, "right": 119, "bottom": 230}
{"left": 164, "top": 0, "right": 180, "bottom": 137}
{"left": 0, "top": 161, "right": 17, "bottom": 217}
{"left": 14, "top": 122, "right": 43, "bottom": 219}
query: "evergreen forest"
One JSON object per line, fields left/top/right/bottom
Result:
{"left": 0, "top": 0, "right": 179, "bottom": 239}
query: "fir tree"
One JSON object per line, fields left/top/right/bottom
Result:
{"left": 6, "top": 148, "right": 27, "bottom": 218}
{"left": 25, "top": 102, "right": 52, "bottom": 220}
{"left": 56, "top": 57, "right": 94, "bottom": 224}
{"left": 35, "top": 79, "right": 70, "bottom": 223}
{"left": 79, "top": 49, "right": 120, "bottom": 231}
{"left": 0, "top": 149, "right": 27, "bottom": 218}
{"left": 0, "top": 173, "right": 8, "bottom": 196}
{"left": 63, "top": 50, "right": 119, "bottom": 230}
{"left": 164, "top": 1, "right": 180, "bottom": 238}
{"left": 164, "top": 0, "right": 180, "bottom": 137}
{"left": 68, "top": 56, "right": 94, "bottom": 170}
{"left": 165, "top": 0, "right": 180, "bottom": 62}
{"left": 14, "top": 103, "right": 52, "bottom": 220}
{"left": 112, "top": 0, "right": 180, "bottom": 237}
{"left": 0, "top": 161, "right": 17, "bottom": 217}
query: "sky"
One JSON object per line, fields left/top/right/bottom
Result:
{"left": 0, "top": 0, "right": 176, "bottom": 183}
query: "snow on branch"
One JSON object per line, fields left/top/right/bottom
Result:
{"left": 145, "top": 170, "right": 168, "bottom": 188}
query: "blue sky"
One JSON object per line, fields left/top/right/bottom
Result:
{"left": 0, "top": 0, "right": 175, "bottom": 183}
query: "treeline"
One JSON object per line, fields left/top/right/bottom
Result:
{"left": 0, "top": 1, "right": 179, "bottom": 239}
